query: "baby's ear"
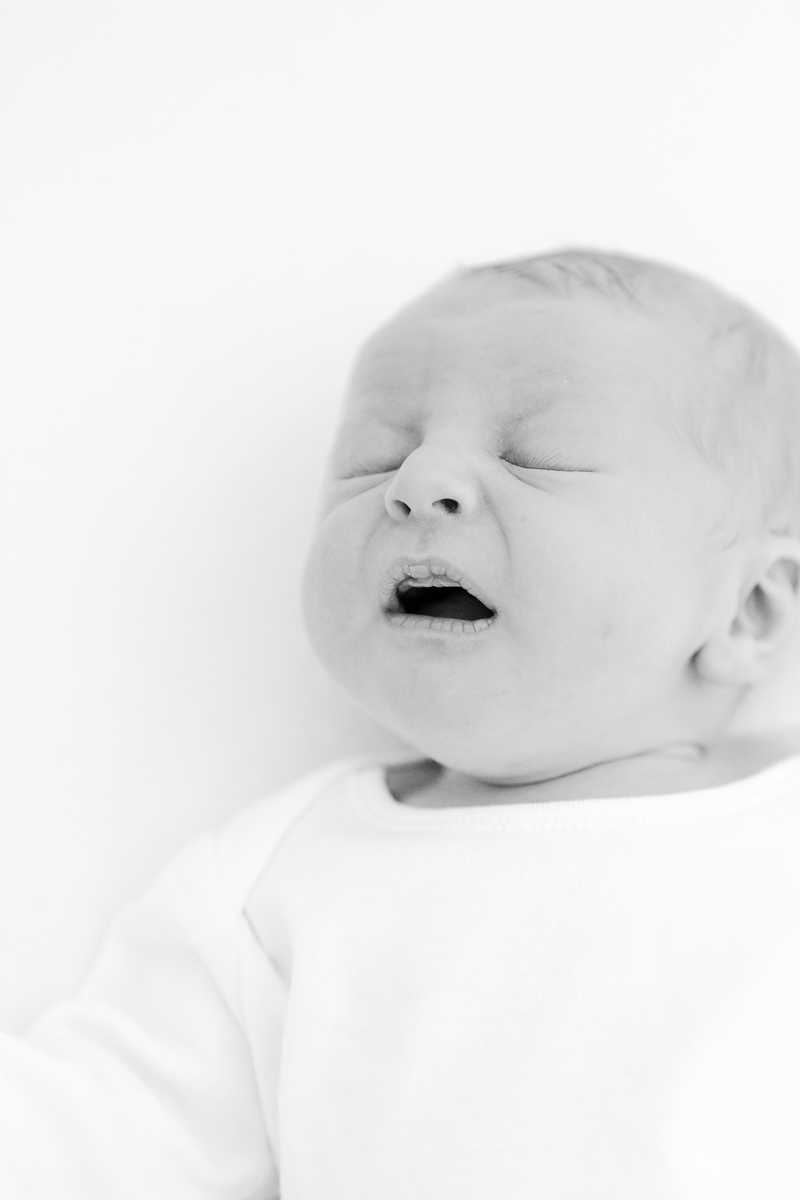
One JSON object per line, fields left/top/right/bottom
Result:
{"left": 694, "top": 536, "right": 800, "bottom": 688}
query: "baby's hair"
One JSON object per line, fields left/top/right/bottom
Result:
{"left": 464, "top": 248, "right": 800, "bottom": 542}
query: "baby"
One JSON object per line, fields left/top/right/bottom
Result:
{"left": 4, "top": 248, "right": 800, "bottom": 1198}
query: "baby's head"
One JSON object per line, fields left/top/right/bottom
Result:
{"left": 303, "top": 249, "right": 800, "bottom": 784}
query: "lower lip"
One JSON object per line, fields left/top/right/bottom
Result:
{"left": 384, "top": 612, "right": 495, "bottom": 635}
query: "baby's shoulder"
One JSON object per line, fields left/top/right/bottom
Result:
{"left": 212, "top": 755, "right": 386, "bottom": 907}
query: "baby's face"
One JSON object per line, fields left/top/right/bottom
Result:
{"left": 303, "top": 276, "right": 741, "bottom": 782}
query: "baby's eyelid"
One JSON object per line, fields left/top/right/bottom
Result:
{"left": 338, "top": 464, "right": 399, "bottom": 480}
{"left": 337, "top": 451, "right": 595, "bottom": 478}
{"left": 500, "top": 453, "right": 586, "bottom": 472}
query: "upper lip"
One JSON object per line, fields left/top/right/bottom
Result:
{"left": 380, "top": 555, "right": 497, "bottom": 614}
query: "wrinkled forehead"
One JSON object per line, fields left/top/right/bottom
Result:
{"left": 342, "top": 279, "right": 704, "bottom": 434}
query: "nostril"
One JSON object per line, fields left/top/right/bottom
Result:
{"left": 385, "top": 495, "right": 461, "bottom": 519}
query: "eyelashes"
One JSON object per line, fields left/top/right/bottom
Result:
{"left": 337, "top": 453, "right": 588, "bottom": 480}
{"left": 499, "top": 453, "right": 578, "bottom": 472}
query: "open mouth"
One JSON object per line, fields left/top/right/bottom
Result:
{"left": 396, "top": 581, "right": 495, "bottom": 622}
{"left": 384, "top": 562, "right": 497, "bottom": 633}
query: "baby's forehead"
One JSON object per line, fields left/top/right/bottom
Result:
{"left": 344, "top": 279, "right": 708, "bottom": 430}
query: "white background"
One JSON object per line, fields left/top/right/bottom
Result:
{"left": 1, "top": 0, "right": 800, "bottom": 1031}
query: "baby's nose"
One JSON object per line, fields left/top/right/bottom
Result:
{"left": 383, "top": 446, "right": 481, "bottom": 522}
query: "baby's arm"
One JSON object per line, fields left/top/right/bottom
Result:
{"left": 0, "top": 833, "right": 278, "bottom": 1200}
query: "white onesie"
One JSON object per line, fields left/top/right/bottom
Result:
{"left": 3, "top": 750, "right": 800, "bottom": 1199}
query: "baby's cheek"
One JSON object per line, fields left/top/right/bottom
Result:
{"left": 301, "top": 520, "right": 370, "bottom": 678}
{"left": 513, "top": 534, "right": 666, "bottom": 682}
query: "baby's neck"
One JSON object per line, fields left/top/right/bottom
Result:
{"left": 389, "top": 731, "right": 800, "bottom": 808}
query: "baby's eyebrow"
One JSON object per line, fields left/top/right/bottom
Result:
{"left": 502, "top": 381, "right": 573, "bottom": 415}
{"left": 495, "top": 399, "right": 567, "bottom": 442}
{"left": 343, "top": 405, "right": 417, "bottom": 438}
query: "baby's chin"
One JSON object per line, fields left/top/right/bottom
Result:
{"left": 306, "top": 626, "right": 579, "bottom": 782}
{"left": 341, "top": 650, "right": 708, "bottom": 788}
{"left": 345, "top": 672, "right": 579, "bottom": 782}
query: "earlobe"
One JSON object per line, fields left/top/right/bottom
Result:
{"left": 693, "top": 547, "right": 800, "bottom": 689}
{"left": 692, "top": 633, "right": 763, "bottom": 689}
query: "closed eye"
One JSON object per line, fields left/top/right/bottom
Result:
{"left": 338, "top": 454, "right": 596, "bottom": 479}
{"left": 501, "top": 453, "right": 595, "bottom": 472}
{"left": 339, "top": 463, "right": 400, "bottom": 480}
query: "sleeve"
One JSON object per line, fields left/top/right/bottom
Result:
{"left": 0, "top": 832, "right": 280, "bottom": 1200}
